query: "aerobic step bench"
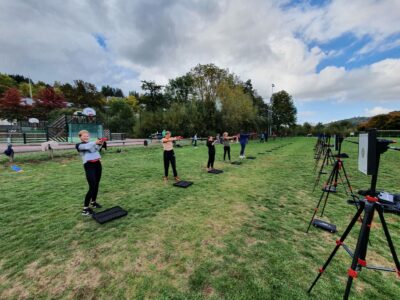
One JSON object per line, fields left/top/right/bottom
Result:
{"left": 92, "top": 206, "right": 128, "bottom": 224}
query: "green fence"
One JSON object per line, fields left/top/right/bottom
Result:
{"left": 68, "top": 123, "right": 103, "bottom": 143}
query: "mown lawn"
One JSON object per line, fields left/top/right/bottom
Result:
{"left": 0, "top": 137, "right": 399, "bottom": 299}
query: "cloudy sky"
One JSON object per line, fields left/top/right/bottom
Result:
{"left": 0, "top": 0, "right": 399, "bottom": 124}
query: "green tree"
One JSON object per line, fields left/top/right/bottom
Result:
{"left": 303, "top": 122, "right": 313, "bottom": 134}
{"left": 101, "top": 85, "right": 124, "bottom": 98}
{"left": 107, "top": 99, "right": 135, "bottom": 135}
{"left": 164, "top": 73, "right": 195, "bottom": 103}
{"left": 140, "top": 80, "right": 167, "bottom": 111}
{"left": 0, "top": 73, "right": 18, "bottom": 96}
{"left": 271, "top": 90, "right": 297, "bottom": 133}
{"left": 217, "top": 82, "right": 258, "bottom": 133}
{"left": 241, "top": 79, "right": 269, "bottom": 130}
{"left": 59, "top": 80, "right": 104, "bottom": 108}
{"left": 190, "top": 64, "right": 235, "bottom": 102}
{"left": 312, "top": 122, "right": 325, "bottom": 135}
{"left": 125, "top": 95, "right": 139, "bottom": 112}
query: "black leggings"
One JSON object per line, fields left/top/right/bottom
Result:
{"left": 208, "top": 151, "right": 215, "bottom": 168}
{"left": 240, "top": 143, "right": 246, "bottom": 156}
{"left": 84, "top": 161, "right": 102, "bottom": 207}
{"left": 164, "top": 150, "right": 178, "bottom": 177}
{"left": 223, "top": 146, "right": 231, "bottom": 161}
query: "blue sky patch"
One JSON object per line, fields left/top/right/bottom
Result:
{"left": 94, "top": 33, "right": 107, "bottom": 50}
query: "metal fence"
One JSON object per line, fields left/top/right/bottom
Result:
{"left": 377, "top": 130, "right": 400, "bottom": 138}
{"left": 110, "top": 133, "right": 126, "bottom": 141}
{"left": 0, "top": 132, "right": 48, "bottom": 144}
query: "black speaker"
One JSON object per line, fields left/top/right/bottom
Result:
{"left": 312, "top": 219, "right": 337, "bottom": 233}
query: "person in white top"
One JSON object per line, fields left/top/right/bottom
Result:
{"left": 162, "top": 131, "right": 182, "bottom": 182}
{"left": 75, "top": 130, "right": 105, "bottom": 216}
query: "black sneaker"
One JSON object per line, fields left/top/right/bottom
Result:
{"left": 91, "top": 202, "right": 102, "bottom": 209}
{"left": 82, "top": 208, "right": 94, "bottom": 216}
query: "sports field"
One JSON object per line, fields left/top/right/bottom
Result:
{"left": 1, "top": 138, "right": 399, "bottom": 299}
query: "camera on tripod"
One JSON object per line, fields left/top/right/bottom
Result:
{"left": 308, "top": 128, "right": 400, "bottom": 299}
{"left": 358, "top": 189, "right": 400, "bottom": 214}
{"left": 357, "top": 129, "right": 400, "bottom": 213}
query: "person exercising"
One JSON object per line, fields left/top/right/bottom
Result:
{"left": 239, "top": 131, "right": 251, "bottom": 159}
{"left": 76, "top": 130, "right": 104, "bottom": 216}
{"left": 162, "top": 131, "right": 181, "bottom": 182}
{"left": 207, "top": 136, "right": 217, "bottom": 170}
{"left": 222, "top": 132, "right": 235, "bottom": 162}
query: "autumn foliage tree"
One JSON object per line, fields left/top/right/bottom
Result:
{"left": 33, "top": 87, "right": 66, "bottom": 119}
{"left": 0, "top": 88, "right": 30, "bottom": 122}
{"left": 358, "top": 111, "right": 400, "bottom": 130}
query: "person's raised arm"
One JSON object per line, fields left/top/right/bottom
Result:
{"left": 78, "top": 141, "right": 97, "bottom": 150}
{"left": 162, "top": 136, "right": 177, "bottom": 143}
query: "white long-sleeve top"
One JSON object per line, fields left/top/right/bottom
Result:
{"left": 77, "top": 142, "right": 101, "bottom": 164}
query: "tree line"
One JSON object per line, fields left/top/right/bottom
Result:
{"left": 1, "top": 64, "right": 298, "bottom": 137}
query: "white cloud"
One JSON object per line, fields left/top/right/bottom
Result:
{"left": 365, "top": 106, "right": 394, "bottom": 117}
{"left": 298, "top": 111, "right": 316, "bottom": 118}
{"left": 0, "top": 0, "right": 399, "bottom": 112}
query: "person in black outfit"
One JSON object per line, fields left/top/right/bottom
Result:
{"left": 207, "top": 136, "right": 217, "bottom": 170}
{"left": 4, "top": 144, "right": 14, "bottom": 162}
{"left": 162, "top": 131, "right": 181, "bottom": 182}
{"left": 75, "top": 130, "right": 104, "bottom": 216}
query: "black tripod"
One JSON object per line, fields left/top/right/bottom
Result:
{"left": 314, "top": 136, "right": 334, "bottom": 173}
{"left": 313, "top": 145, "right": 335, "bottom": 188}
{"left": 308, "top": 197, "right": 400, "bottom": 299}
{"left": 308, "top": 137, "right": 400, "bottom": 299}
{"left": 307, "top": 141, "right": 358, "bottom": 233}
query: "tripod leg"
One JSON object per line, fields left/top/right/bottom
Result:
{"left": 307, "top": 168, "right": 334, "bottom": 233}
{"left": 376, "top": 205, "right": 400, "bottom": 274}
{"left": 337, "top": 169, "right": 349, "bottom": 196}
{"left": 314, "top": 147, "right": 325, "bottom": 172}
{"left": 340, "top": 163, "right": 365, "bottom": 228}
{"left": 313, "top": 151, "right": 328, "bottom": 192}
{"left": 340, "top": 162, "right": 355, "bottom": 198}
{"left": 320, "top": 162, "right": 338, "bottom": 217}
{"left": 343, "top": 201, "right": 375, "bottom": 300}
{"left": 308, "top": 203, "right": 365, "bottom": 294}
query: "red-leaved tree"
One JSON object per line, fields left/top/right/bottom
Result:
{"left": 0, "top": 88, "right": 30, "bottom": 122}
{"left": 33, "top": 87, "right": 66, "bottom": 119}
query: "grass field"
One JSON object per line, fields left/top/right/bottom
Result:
{"left": 1, "top": 138, "right": 399, "bottom": 299}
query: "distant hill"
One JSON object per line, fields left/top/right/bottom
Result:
{"left": 325, "top": 116, "right": 369, "bottom": 126}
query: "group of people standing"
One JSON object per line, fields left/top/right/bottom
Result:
{"left": 76, "top": 129, "right": 254, "bottom": 216}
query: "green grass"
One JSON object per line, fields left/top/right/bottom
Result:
{"left": 0, "top": 138, "right": 399, "bottom": 299}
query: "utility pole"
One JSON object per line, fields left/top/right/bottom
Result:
{"left": 269, "top": 83, "right": 275, "bottom": 136}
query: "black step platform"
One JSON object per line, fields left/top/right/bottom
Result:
{"left": 247, "top": 156, "right": 256, "bottom": 159}
{"left": 312, "top": 219, "right": 337, "bottom": 233}
{"left": 231, "top": 161, "right": 242, "bottom": 165}
{"left": 92, "top": 206, "right": 128, "bottom": 224}
{"left": 208, "top": 169, "right": 223, "bottom": 174}
{"left": 173, "top": 180, "right": 193, "bottom": 188}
